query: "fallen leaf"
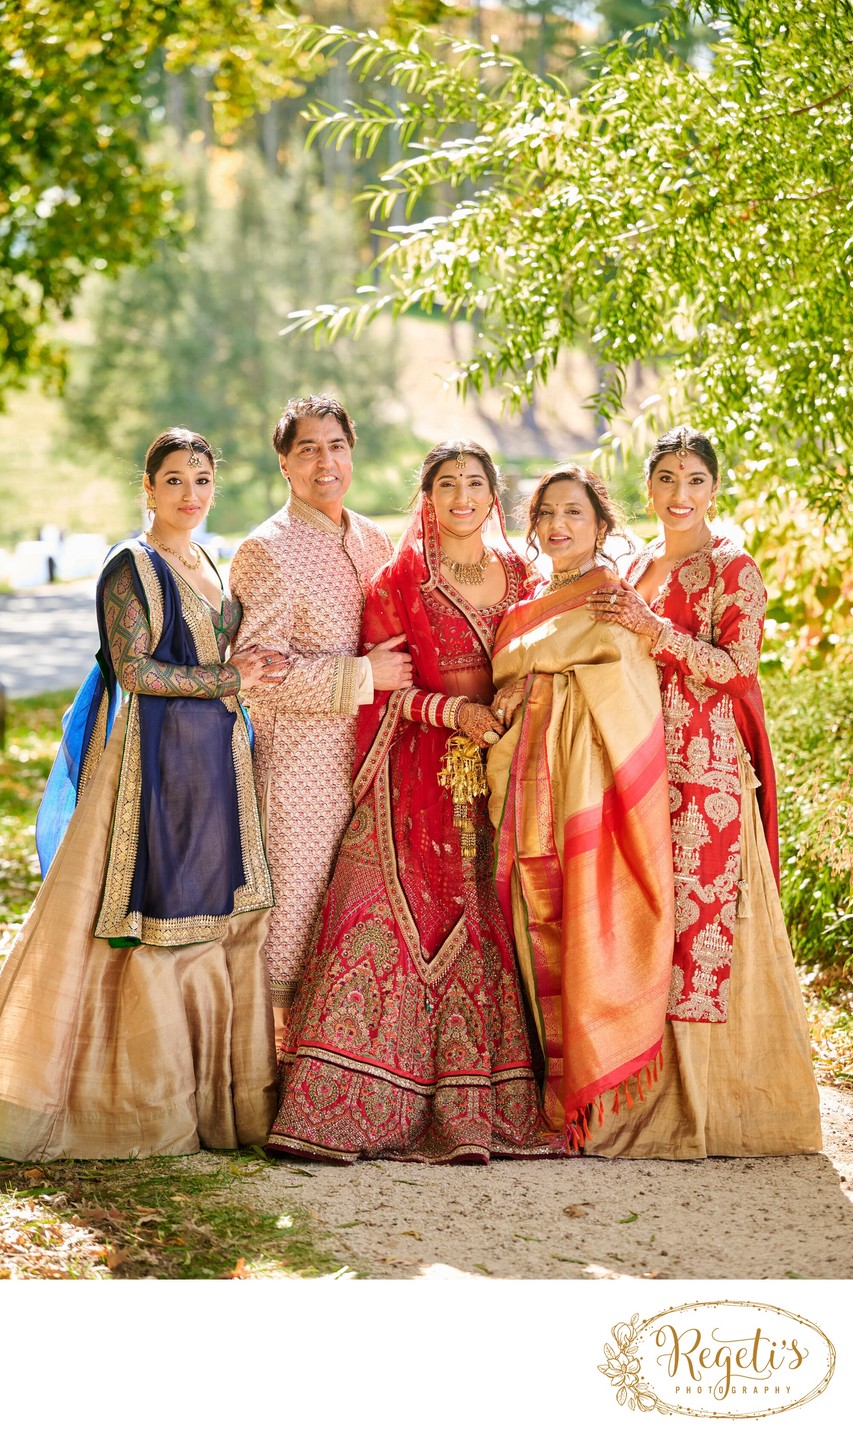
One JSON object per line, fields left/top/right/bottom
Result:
{"left": 23, "top": 1169, "right": 47, "bottom": 1184}
{"left": 228, "top": 1257, "right": 249, "bottom": 1279}
{"left": 618, "top": 1211, "right": 639, "bottom": 1224}
{"left": 0, "top": 1268, "right": 12, "bottom": 1279}
{"left": 564, "top": 1204, "right": 590, "bottom": 1218}
{"left": 105, "top": 1247, "right": 132, "bottom": 1270}
{"left": 400, "top": 1229, "right": 422, "bottom": 1241}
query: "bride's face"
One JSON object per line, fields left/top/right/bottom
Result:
{"left": 535, "top": 479, "right": 604, "bottom": 572}
{"left": 428, "top": 459, "right": 493, "bottom": 539}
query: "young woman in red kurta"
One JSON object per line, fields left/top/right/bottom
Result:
{"left": 585, "top": 426, "right": 821, "bottom": 1158}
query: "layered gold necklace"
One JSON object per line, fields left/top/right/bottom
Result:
{"left": 440, "top": 547, "right": 491, "bottom": 585}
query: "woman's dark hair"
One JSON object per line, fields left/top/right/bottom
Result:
{"left": 273, "top": 394, "right": 357, "bottom": 456}
{"left": 144, "top": 427, "right": 215, "bottom": 481}
{"left": 644, "top": 425, "right": 720, "bottom": 485}
{"left": 523, "top": 465, "right": 626, "bottom": 563}
{"left": 417, "top": 440, "right": 500, "bottom": 498}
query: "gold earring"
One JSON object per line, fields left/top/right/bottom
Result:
{"left": 708, "top": 496, "right": 718, "bottom": 520}
{"left": 644, "top": 494, "right": 655, "bottom": 517}
{"left": 146, "top": 493, "right": 156, "bottom": 511}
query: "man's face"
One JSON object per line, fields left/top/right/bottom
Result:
{"left": 279, "top": 414, "right": 354, "bottom": 520}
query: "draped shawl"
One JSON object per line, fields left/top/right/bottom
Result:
{"left": 36, "top": 539, "right": 272, "bottom": 947}
{"left": 487, "top": 571, "right": 675, "bottom": 1131}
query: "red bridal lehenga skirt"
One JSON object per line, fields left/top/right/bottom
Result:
{"left": 266, "top": 778, "right": 565, "bottom": 1165}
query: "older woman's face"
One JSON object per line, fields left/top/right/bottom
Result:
{"left": 428, "top": 457, "right": 493, "bottom": 539}
{"left": 648, "top": 452, "right": 717, "bottom": 532}
{"left": 535, "top": 479, "right": 604, "bottom": 572}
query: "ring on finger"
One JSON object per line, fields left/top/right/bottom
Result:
{"left": 609, "top": 592, "right": 618, "bottom": 606}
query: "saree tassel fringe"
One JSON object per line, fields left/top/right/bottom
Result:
{"left": 565, "top": 1116, "right": 584, "bottom": 1152}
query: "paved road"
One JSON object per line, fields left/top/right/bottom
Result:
{"left": 0, "top": 583, "right": 99, "bottom": 697}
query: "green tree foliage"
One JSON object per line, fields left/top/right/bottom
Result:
{"left": 278, "top": 2, "right": 853, "bottom": 513}
{"left": 65, "top": 147, "right": 410, "bottom": 531}
{"left": 0, "top": 0, "right": 300, "bottom": 397}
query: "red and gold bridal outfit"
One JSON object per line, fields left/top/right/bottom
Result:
{"left": 266, "top": 500, "right": 564, "bottom": 1163}
{"left": 588, "top": 535, "right": 822, "bottom": 1158}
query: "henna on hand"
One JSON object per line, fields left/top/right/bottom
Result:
{"left": 457, "top": 701, "right": 505, "bottom": 746}
{"left": 586, "top": 578, "right": 664, "bottom": 642}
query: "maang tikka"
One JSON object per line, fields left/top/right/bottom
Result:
{"left": 678, "top": 427, "right": 688, "bottom": 470}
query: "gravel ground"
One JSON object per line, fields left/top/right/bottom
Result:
{"left": 234, "top": 1086, "right": 853, "bottom": 1280}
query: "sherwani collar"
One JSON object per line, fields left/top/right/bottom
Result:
{"left": 287, "top": 492, "right": 350, "bottom": 537}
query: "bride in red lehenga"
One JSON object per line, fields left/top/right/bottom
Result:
{"left": 266, "top": 441, "right": 567, "bottom": 1163}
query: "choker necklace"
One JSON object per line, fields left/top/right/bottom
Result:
{"left": 440, "top": 547, "right": 491, "bottom": 585}
{"left": 150, "top": 533, "right": 203, "bottom": 572}
{"left": 547, "top": 557, "right": 598, "bottom": 592}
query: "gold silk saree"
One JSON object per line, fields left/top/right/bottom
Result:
{"left": 488, "top": 568, "right": 675, "bottom": 1142}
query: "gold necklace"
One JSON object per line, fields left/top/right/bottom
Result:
{"left": 150, "top": 533, "right": 202, "bottom": 572}
{"left": 440, "top": 547, "right": 491, "bottom": 585}
{"left": 547, "top": 558, "right": 597, "bottom": 592}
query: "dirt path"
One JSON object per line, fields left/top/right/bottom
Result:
{"left": 234, "top": 1086, "right": 853, "bottom": 1280}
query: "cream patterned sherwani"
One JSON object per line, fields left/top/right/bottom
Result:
{"left": 229, "top": 494, "right": 392, "bottom": 1002}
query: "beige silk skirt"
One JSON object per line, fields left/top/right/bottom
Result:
{"left": 0, "top": 709, "right": 277, "bottom": 1161}
{"left": 586, "top": 743, "right": 823, "bottom": 1160}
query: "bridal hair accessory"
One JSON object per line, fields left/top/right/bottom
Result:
{"left": 186, "top": 447, "right": 205, "bottom": 468}
{"left": 455, "top": 445, "right": 468, "bottom": 476}
{"left": 437, "top": 735, "right": 489, "bottom": 859}
{"left": 678, "top": 427, "right": 688, "bottom": 469}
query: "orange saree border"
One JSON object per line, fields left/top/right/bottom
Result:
{"left": 492, "top": 568, "right": 609, "bottom": 658}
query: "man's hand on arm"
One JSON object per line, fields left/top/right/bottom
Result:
{"left": 365, "top": 634, "right": 413, "bottom": 692}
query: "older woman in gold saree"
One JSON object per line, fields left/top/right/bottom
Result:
{"left": 487, "top": 467, "right": 675, "bottom": 1148}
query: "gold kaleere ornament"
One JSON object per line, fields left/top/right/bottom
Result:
{"left": 437, "top": 734, "right": 489, "bottom": 858}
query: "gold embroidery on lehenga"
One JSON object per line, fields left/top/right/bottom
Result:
{"left": 77, "top": 689, "right": 110, "bottom": 800}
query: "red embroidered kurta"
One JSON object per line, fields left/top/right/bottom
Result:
{"left": 630, "top": 535, "right": 777, "bottom": 1024}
